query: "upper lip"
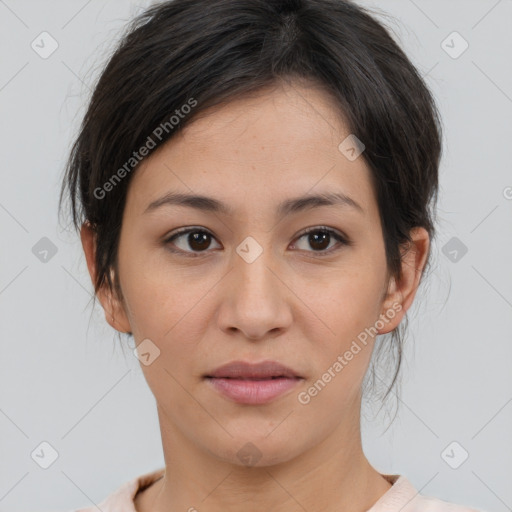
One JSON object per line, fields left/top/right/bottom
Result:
{"left": 205, "top": 360, "right": 302, "bottom": 379}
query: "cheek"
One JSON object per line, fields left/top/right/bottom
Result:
{"left": 305, "top": 264, "right": 386, "bottom": 346}
{"left": 117, "top": 239, "right": 211, "bottom": 339}
{"left": 296, "top": 274, "right": 383, "bottom": 413}
{"left": 296, "top": 267, "right": 386, "bottom": 407}
{"left": 118, "top": 244, "right": 216, "bottom": 396}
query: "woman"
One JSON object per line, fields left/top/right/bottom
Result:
{"left": 60, "top": 0, "right": 480, "bottom": 510}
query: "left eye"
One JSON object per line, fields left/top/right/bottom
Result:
{"left": 164, "top": 226, "right": 349, "bottom": 257}
{"left": 292, "top": 227, "right": 349, "bottom": 255}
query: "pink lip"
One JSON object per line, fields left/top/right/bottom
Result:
{"left": 206, "top": 376, "right": 302, "bottom": 404}
{"left": 206, "top": 360, "right": 301, "bottom": 379}
{"left": 204, "top": 360, "right": 303, "bottom": 404}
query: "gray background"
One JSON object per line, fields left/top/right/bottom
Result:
{"left": 0, "top": 0, "right": 511, "bottom": 510}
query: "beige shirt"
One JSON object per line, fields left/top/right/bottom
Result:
{"left": 72, "top": 468, "right": 482, "bottom": 512}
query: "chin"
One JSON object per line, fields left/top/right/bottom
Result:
{"left": 204, "top": 431, "right": 309, "bottom": 468}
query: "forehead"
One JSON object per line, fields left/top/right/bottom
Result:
{"left": 174, "top": 81, "right": 349, "bottom": 161}
{"left": 124, "top": 81, "right": 377, "bottom": 221}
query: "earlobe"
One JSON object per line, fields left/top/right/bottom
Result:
{"left": 377, "top": 275, "right": 404, "bottom": 335}
{"left": 103, "top": 270, "right": 132, "bottom": 334}
{"left": 377, "top": 227, "right": 430, "bottom": 335}
{"left": 105, "top": 289, "right": 132, "bottom": 334}
{"left": 397, "top": 227, "right": 429, "bottom": 314}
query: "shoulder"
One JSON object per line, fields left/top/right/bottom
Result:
{"left": 69, "top": 467, "right": 165, "bottom": 512}
{"left": 370, "top": 474, "right": 484, "bottom": 512}
{"left": 412, "top": 492, "right": 483, "bottom": 512}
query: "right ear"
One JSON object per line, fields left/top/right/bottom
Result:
{"left": 80, "top": 221, "right": 131, "bottom": 333}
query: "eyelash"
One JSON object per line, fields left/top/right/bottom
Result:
{"left": 163, "top": 226, "right": 352, "bottom": 258}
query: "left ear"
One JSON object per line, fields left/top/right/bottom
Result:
{"left": 377, "top": 227, "right": 430, "bottom": 335}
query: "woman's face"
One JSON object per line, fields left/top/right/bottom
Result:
{"left": 92, "top": 81, "right": 417, "bottom": 466}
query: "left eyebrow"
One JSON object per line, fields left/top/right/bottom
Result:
{"left": 143, "top": 190, "right": 364, "bottom": 217}
{"left": 277, "top": 191, "right": 364, "bottom": 216}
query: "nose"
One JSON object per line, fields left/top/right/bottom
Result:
{"left": 216, "top": 244, "right": 293, "bottom": 341}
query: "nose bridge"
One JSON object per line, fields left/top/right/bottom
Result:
{"left": 236, "top": 241, "right": 274, "bottom": 294}
{"left": 218, "top": 235, "right": 291, "bottom": 339}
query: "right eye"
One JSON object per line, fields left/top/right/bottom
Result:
{"left": 164, "top": 227, "right": 222, "bottom": 257}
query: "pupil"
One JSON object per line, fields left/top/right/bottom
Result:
{"left": 310, "top": 231, "right": 329, "bottom": 250}
{"left": 189, "top": 232, "right": 210, "bottom": 251}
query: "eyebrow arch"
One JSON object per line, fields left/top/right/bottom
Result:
{"left": 144, "top": 190, "right": 364, "bottom": 217}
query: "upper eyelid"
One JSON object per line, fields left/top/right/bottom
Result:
{"left": 166, "top": 225, "right": 346, "bottom": 241}
{"left": 165, "top": 225, "right": 349, "bottom": 252}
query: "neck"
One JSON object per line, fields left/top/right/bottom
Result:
{"left": 135, "top": 405, "right": 392, "bottom": 512}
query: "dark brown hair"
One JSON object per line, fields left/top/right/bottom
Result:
{"left": 59, "top": 0, "right": 443, "bottom": 414}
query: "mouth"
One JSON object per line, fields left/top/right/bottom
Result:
{"left": 204, "top": 360, "right": 302, "bottom": 380}
{"left": 207, "top": 376, "right": 291, "bottom": 380}
{"left": 204, "top": 360, "right": 303, "bottom": 404}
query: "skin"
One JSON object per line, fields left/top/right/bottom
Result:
{"left": 81, "top": 79, "right": 429, "bottom": 512}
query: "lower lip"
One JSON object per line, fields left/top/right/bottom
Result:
{"left": 205, "top": 377, "right": 302, "bottom": 404}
